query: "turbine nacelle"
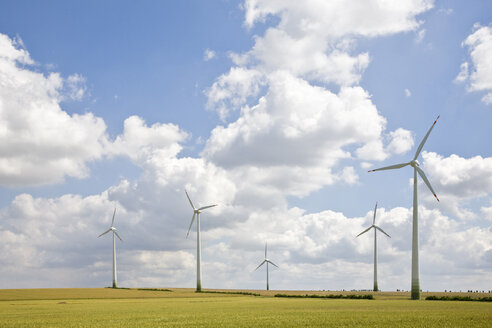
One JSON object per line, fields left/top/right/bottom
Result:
{"left": 98, "top": 208, "right": 123, "bottom": 241}
{"left": 255, "top": 242, "right": 279, "bottom": 271}
{"left": 368, "top": 115, "right": 440, "bottom": 203}
{"left": 185, "top": 190, "right": 217, "bottom": 237}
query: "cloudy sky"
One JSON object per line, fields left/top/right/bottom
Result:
{"left": 0, "top": 0, "right": 491, "bottom": 292}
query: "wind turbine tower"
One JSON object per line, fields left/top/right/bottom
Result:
{"left": 98, "top": 207, "right": 123, "bottom": 288}
{"left": 185, "top": 190, "right": 217, "bottom": 292}
{"left": 369, "top": 115, "right": 440, "bottom": 299}
{"left": 255, "top": 242, "right": 279, "bottom": 290}
{"left": 356, "top": 202, "right": 391, "bottom": 292}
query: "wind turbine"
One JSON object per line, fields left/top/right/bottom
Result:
{"left": 369, "top": 115, "right": 440, "bottom": 300}
{"left": 356, "top": 202, "right": 390, "bottom": 292}
{"left": 98, "top": 207, "right": 123, "bottom": 288}
{"left": 255, "top": 242, "right": 279, "bottom": 291}
{"left": 185, "top": 190, "right": 217, "bottom": 292}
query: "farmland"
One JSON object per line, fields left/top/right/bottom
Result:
{"left": 0, "top": 288, "right": 491, "bottom": 327}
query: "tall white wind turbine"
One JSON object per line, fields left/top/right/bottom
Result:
{"left": 356, "top": 202, "right": 391, "bottom": 292}
{"left": 255, "top": 242, "right": 279, "bottom": 291}
{"left": 185, "top": 190, "right": 217, "bottom": 292}
{"left": 369, "top": 115, "right": 440, "bottom": 300}
{"left": 98, "top": 207, "right": 123, "bottom": 288}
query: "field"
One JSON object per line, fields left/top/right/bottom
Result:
{"left": 0, "top": 288, "right": 491, "bottom": 327}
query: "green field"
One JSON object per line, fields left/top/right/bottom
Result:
{"left": 0, "top": 288, "right": 491, "bottom": 327}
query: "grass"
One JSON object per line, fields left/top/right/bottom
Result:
{"left": 0, "top": 288, "right": 491, "bottom": 327}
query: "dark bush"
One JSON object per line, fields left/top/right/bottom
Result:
{"left": 426, "top": 295, "right": 492, "bottom": 302}
{"left": 274, "top": 293, "right": 373, "bottom": 300}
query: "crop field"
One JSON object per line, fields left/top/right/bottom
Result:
{"left": 0, "top": 288, "right": 491, "bottom": 327}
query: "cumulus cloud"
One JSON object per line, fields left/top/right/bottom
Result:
{"left": 2, "top": 183, "right": 490, "bottom": 290}
{"left": 0, "top": 34, "right": 193, "bottom": 187}
{"left": 457, "top": 24, "right": 492, "bottom": 104}
{"left": 245, "top": 29, "right": 370, "bottom": 85}
{"left": 211, "top": 0, "right": 432, "bottom": 118}
{"left": 110, "top": 116, "right": 189, "bottom": 165}
{"left": 243, "top": 0, "right": 433, "bottom": 37}
{"left": 204, "top": 0, "right": 432, "bottom": 198}
{"left": 422, "top": 152, "right": 492, "bottom": 219}
{"left": 204, "top": 72, "right": 392, "bottom": 195}
{"left": 0, "top": 33, "right": 108, "bottom": 186}
{"left": 205, "top": 67, "right": 265, "bottom": 120}
{"left": 423, "top": 152, "right": 492, "bottom": 199}
{"left": 386, "top": 128, "right": 414, "bottom": 155}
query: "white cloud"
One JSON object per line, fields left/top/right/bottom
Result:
{"left": 110, "top": 116, "right": 189, "bottom": 165}
{"left": 0, "top": 33, "right": 108, "bottom": 186}
{"left": 482, "top": 93, "right": 492, "bottom": 104}
{"left": 203, "top": 48, "right": 216, "bottom": 61}
{"left": 213, "top": 0, "right": 432, "bottom": 120}
{"left": 243, "top": 0, "right": 433, "bottom": 37}
{"left": 245, "top": 29, "right": 370, "bottom": 85}
{"left": 405, "top": 88, "right": 412, "bottom": 97}
{"left": 0, "top": 34, "right": 192, "bottom": 187}
{"left": 415, "top": 29, "right": 426, "bottom": 43}
{"left": 65, "top": 73, "right": 87, "bottom": 101}
{"left": 386, "top": 128, "right": 414, "bottom": 155}
{"left": 204, "top": 71, "right": 390, "bottom": 195}
{"left": 2, "top": 184, "right": 490, "bottom": 290}
{"left": 422, "top": 152, "right": 492, "bottom": 219}
{"left": 458, "top": 24, "right": 492, "bottom": 104}
{"left": 0, "top": 33, "right": 33, "bottom": 65}
{"left": 455, "top": 62, "right": 469, "bottom": 83}
{"left": 423, "top": 152, "right": 492, "bottom": 199}
{"left": 204, "top": 0, "right": 434, "bottom": 197}
{"left": 205, "top": 67, "right": 265, "bottom": 120}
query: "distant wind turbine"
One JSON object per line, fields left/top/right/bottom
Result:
{"left": 369, "top": 115, "right": 440, "bottom": 300}
{"left": 356, "top": 202, "right": 390, "bottom": 292}
{"left": 255, "top": 242, "right": 279, "bottom": 291}
{"left": 98, "top": 207, "right": 123, "bottom": 288}
{"left": 185, "top": 190, "right": 217, "bottom": 292}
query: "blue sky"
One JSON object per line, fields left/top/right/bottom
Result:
{"left": 0, "top": 0, "right": 491, "bottom": 291}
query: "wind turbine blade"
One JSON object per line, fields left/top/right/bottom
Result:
{"left": 356, "top": 226, "right": 373, "bottom": 237}
{"left": 111, "top": 207, "right": 116, "bottom": 226}
{"left": 185, "top": 190, "right": 196, "bottom": 210}
{"left": 114, "top": 231, "right": 123, "bottom": 241}
{"left": 415, "top": 166, "right": 439, "bottom": 202}
{"left": 98, "top": 228, "right": 111, "bottom": 238}
{"left": 413, "top": 115, "right": 440, "bottom": 161}
{"left": 186, "top": 213, "right": 196, "bottom": 238}
{"left": 368, "top": 162, "right": 410, "bottom": 172}
{"left": 373, "top": 202, "right": 378, "bottom": 225}
{"left": 197, "top": 204, "right": 218, "bottom": 211}
{"left": 265, "top": 242, "right": 267, "bottom": 259}
{"left": 255, "top": 260, "right": 267, "bottom": 271}
{"left": 268, "top": 260, "right": 279, "bottom": 268}
{"left": 375, "top": 226, "right": 391, "bottom": 238}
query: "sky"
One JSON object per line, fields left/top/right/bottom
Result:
{"left": 0, "top": 0, "right": 491, "bottom": 292}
